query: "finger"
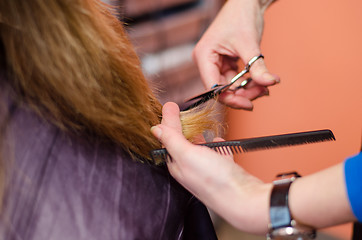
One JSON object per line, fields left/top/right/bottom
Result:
{"left": 192, "top": 47, "right": 223, "bottom": 89}
{"left": 192, "top": 134, "right": 206, "bottom": 144}
{"left": 233, "top": 40, "right": 280, "bottom": 86}
{"left": 234, "top": 85, "right": 269, "bottom": 100}
{"left": 218, "top": 85, "right": 269, "bottom": 109}
{"left": 218, "top": 93, "right": 254, "bottom": 110}
{"left": 223, "top": 68, "right": 239, "bottom": 83}
{"left": 249, "top": 59, "right": 280, "bottom": 86}
{"left": 221, "top": 56, "right": 239, "bottom": 75}
{"left": 161, "top": 102, "right": 182, "bottom": 133}
{"left": 213, "top": 137, "right": 225, "bottom": 142}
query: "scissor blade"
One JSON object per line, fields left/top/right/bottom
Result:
{"left": 181, "top": 85, "right": 226, "bottom": 111}
{"left": 181, "top": 93, "right": 215, "bottom": 111}
{"left": 184, "top": 88, "right": 218, "bottom": 102}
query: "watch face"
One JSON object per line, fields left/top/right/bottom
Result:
{"left": 272, "top": 236, "right": 311, "bottom": 240}
{"left": 269, "top": 227, "right": 315, "bottom": 240}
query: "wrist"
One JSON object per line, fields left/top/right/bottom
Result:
{"left": 267, "top": 172, "right": 316, "bottom": 239}
{"left": 229, "top": 169, "right": 272, "bottom": 233}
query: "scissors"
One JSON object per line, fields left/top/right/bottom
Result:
{"left": 181, "top": 54, "right": 264, "bottom": 111}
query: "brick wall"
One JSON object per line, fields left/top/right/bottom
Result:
{"left": 106, "top": 0, "right": 223, "bottom": 105}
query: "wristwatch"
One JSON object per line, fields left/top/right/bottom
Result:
{"left": 267, "top": 171, "right": 316, "bottom": 240}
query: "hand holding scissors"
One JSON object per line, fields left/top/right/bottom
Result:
{"left": 182, "top": 54, "right": 270, "bottom": 111}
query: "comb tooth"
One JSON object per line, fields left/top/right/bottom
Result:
{"left": 226, "top": 146, "right": 232, "bottom": 155}
{"left": 214, "top": 147, "right": 221, "bottom": 154}
{"left": 220, "top": 146, "right": 226, "bottom": 155}
{"left": 215, "top": 142, "right": 223, "bottom": 151}
{"left": 233, "top": 145, "right": 240, "bottom": 153}
{"left": 220, "top": 146, "right": 225, "bottom": 155}
{"left": 237, "top": 145, "right": 242, "bottom": 153}
{"left": 214, "top": 145, "right": 220, "bottom": 154}
{"left": 231, "top": 145, "right": 237, "bottom": 153}
{"left": 234, "top": 145, "right": 240, "bottom": 154}
{"left": 229, "top": 145, "right": 236, "bottom": 154}
{"left": 222, "top": 146, "right": 227, "bottom": 155}
{"left": 223, "top": 146, "right": 229, "bottom": 155}
{"left": 219, "top": 147, "right": 224, "bottom": 154}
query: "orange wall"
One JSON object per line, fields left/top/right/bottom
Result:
{"left": 226, "top": 0, "right": 362, "bottom": 239}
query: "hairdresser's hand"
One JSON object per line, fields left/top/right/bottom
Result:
{"left": 193, "top": 0, "right": 279, "bottom": 110}
{"left": 152, "top": 104, "right": 357, "bottom": 233}
{"left": 151, "top": 102, "right": 270, "bottom": 233}
{"left": 151, "top": 103, "right": 235, "bottom": 196}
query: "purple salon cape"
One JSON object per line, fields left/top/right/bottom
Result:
{"left": 0, "top": 70, "right": 217, "bottom": 240}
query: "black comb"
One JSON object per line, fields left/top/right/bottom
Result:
{"left": 150, "top": 129, "right": 335, "bottom": 162}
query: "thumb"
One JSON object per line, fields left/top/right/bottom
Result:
{"left": 248, "top": 57, "right": 280, "bottom": 86}
{"left": 150, "top": 124, "right": 192, "bottom": 160}
{"left": 151, "top": 102, "right": 193, "bottom": 158}
{"left": 160, "top": 102, "right": 183, "bottom": 132}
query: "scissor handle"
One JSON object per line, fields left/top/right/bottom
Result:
{"left": 245, "top": 54, "right": 264, "bottom": 71}
{"left": 229, "top": 54, "right": 264, "bottom": 85}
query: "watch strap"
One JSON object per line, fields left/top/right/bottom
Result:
{"left": 269, "top": 180, "right": 293, "bottom": 229}
{"left": 269, "top": 172, "right": 300, "bottom": 230}
{"left": 268, "top": 172, "right": 316, "bottom": 239}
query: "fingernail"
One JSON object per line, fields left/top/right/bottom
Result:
{"left": 150, "top": 125, "right": 162, "bottom": 139}
{"left": 262, "top": 72, "right": 279, "bottom": 84}
{"left": 261, "top": 88, "right": 269, "bottom": 96}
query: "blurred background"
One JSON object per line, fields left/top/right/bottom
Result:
{"left": 105, "top": 0, "right": 362, "bottom": 239}
{"left": 226, "top": 0, "right": 362, "bottom": 239}
{"left": 107, "top": 0, "right": 222, "bottom": 104}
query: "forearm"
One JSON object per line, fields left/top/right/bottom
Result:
{"left": 289, "top": 163, "right": 356, "bottom": 228}
{"left": 201, "top": 162, "right": 356, "bottom": 234}
{"left": 228, "top": 172, "right": 271, "bottom": 234}
{"left": 192, "top": 164, "right": 272, "bottom": 234}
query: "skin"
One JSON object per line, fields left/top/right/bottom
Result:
{"left": 192, "top": 0, "right": 280, "bottom": 109}
{"left": 151, "top": 102, "right": 356, "bottom": 235}
{"left": 153, "top": 0, "right": 356, "bottom": 234}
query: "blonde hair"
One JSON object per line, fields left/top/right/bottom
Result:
{"left": 0, "top": 0, "right": 218, "bottom": 162}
